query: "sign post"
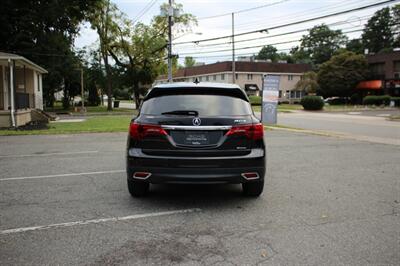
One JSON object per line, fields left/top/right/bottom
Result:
{"left": 261, "top": 74, "right": 280, "bottom": 124}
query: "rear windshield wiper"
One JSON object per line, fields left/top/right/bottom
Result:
{"left": 161, "top": 110, "right": 199, "bottom": 116}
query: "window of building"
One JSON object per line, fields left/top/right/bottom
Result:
{"left": 221, "top": 74, "right": 225, "bottom": 80}
{"left": 393, "top": 61, "right": 400, "bottom": 78}
{"left": 288, "top": 75, "right": 293, "bottom": 81}
{"left": 286, "top": 90, "right": 290, "bottom": 99}
{"left": 235, "top": 73, "right": 239, "bottom": 80}
{"left": 394, "top": 61, "right": 400, "bottom": 71}
{"left": 290, "top": 91, "right": 296, "bottom": 98}
{"left": 370, "top": 63, "right": 385, "bottom": 75}
{"left": 279, "top": 90, "right": 282, "bottom": 98}
{"left": 247, "top": 74, "right": 253, "bottom": 80}
{"left": 37, "top": 74, "right": 40, "bottom": 91}
{"left": 296, "top": 91, "right": 303, "bottom": 98}
{"left": 199, "top": 76, "right": 202, "bottom": 81}
{"left": 206, "top": 76, "right": 209, "bottom": 81}
{"left": 213, "top": 75, "right": 217, "bottom": 81}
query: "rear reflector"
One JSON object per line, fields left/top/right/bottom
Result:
{"left": 133, "top": 172, "right": 152, "bottom": 180}
{"left": 241, "top": 172, "right": 260, "bottom": 180}
{"left": 129, "top": 122, "right": 167, "bottom": 140}
{"left": 226, "top": 123, "right": 264, "bottom": 140}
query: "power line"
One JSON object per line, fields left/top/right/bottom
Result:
{"left": 197, "top": 0, "right": 290, "bottom": 20}
{"left": 229, "top": 0, "right": 371, "bottom": 31}
{"left": 132, "top": 0, "right": 159, "bottom": 25}
{"left": 174, "top": 0, "right": 398, "bottom": 45}
{"left": 201, "top": 0, "right": 367, "bottom": 31}
{"left": 188, "top": 48, "right": 292, "bottom": 59}
{"left": 177, "top": 15, "right": 372, "bottom": 50}
{"left": 178, "top": 28, "right": 365, "bottom": 56}
{"left": 184, "top": 30, "right": 400, "bottom": 60}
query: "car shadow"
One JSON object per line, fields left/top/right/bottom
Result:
{"left": 129, "top": 183, "right": 261, "bottom": 211}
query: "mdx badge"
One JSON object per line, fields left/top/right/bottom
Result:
{"left": 192, "top": 117, "right": 201, "bottom": 126}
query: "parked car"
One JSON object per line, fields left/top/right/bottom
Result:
{"left": 126, "top": 82, "right": 266, "bottom": 197}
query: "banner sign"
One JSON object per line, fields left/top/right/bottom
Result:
{"left": 261, "top": 74, "right": 280, "bottom": 124}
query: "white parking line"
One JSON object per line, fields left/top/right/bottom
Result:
{"left": 0, "top": 150, "right": 98, "bottom": 158}
{"left": 0, "top": 208, "right": 202, "bottom": 235}
{"left": 0, "top": 170, "right": 125, "bottom": 182}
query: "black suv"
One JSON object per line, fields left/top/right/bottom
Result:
{"left": 126, "top": 82, "right": 266, "bottom": 197}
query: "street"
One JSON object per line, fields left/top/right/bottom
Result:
{"left": 1, "top": 130, "right": 399, "bottom": 265}
{"left": 278, "top": 110, "right": 400, "bottom": 146}
{"left": 255, "top": 110, "right": 400, "bottom": 146}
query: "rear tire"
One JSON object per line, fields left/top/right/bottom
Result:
{"left": 242, "top": 181, "right": 264, "bottom": 197}
{"left": 127, "top": 179, "right": 149, "bottom": 197}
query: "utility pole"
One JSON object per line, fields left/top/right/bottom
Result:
{"left": 80, "top": 68, "right": 84, "bottom": 111}
{"left": 232, "top": 12, "right": 235, "bottom": 84}
{"left": 167, "top": 0, "right": 173, "bottom": 83}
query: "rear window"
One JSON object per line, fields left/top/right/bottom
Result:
{"left": 141, "top": 94, "right": 252, "bottom": 116}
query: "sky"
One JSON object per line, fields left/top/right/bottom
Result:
{"left": 75, "top": 0, "right": 398, "bottom": 64}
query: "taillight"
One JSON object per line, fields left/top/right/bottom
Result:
{"left": 226, "top": 123, "right": 264, "bottom": 140}
{"left": 129, "top": 122, "right": 167, "bottom": 140}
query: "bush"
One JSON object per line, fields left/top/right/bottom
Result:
{"left": 249, "top": 95, "right": 262, "bottom": 105}
{"left": 362, "top": 95, "right": 391, "bottom": 106}
{"left": 300, "top": 96, "right": 324, "bottom": 110}
{"left": 350, "top": 93, "right": 361, "bottom": 105}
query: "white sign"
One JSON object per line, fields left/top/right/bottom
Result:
{"left": 261, "top": 75, "right": 280, "bottom": 124}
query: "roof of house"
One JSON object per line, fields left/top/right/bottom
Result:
{"left": 157, "top": 61, "right": 311, "bottom": 80}
{"left": 0, "top": 52, "right": 48, "bottom": 73}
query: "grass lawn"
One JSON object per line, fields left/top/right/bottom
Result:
{"left": 45, "top": 102, "right": 134, "bottom": 114}
{"left": 0, "top": 115, "right": 133, "bottom": 136}
{"left": 252, "top": 104, "right": 303, "bottom": 113}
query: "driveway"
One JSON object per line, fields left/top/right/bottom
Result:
{"left": 0, "top": 131, "right": 399, "bottom": 265}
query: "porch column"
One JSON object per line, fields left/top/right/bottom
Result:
{"left": 9, "top": 59, "right": 15, "bottom": 127}
{"left": 2, "top": 65, "right": 7, "bottom": 110}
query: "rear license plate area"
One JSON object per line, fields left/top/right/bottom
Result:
{"left": 184, "top": 131, "right": 209, "bottom": 145}
{"left": 170, "top": 131, "right": 223, "bottom": 146}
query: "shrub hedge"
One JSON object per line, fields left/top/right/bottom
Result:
{"left": 362, "top": 95, "right": 391, "bottom": 106}
{"left": 300, "top": 96, "right": 324, "bottom": 110}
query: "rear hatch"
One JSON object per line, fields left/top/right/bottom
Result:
{"left": 129, "top": 86, "right": 262, "bottom": 157}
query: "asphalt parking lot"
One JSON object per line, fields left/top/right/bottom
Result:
{"left": 0, "top": 131, "right": 399, "bottom": 265}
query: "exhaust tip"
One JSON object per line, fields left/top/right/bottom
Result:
{"left": 241, "top": 172, "right": 259, "bottom": 180}
{"left": 133, "top": 172, "right": 152, "bottom": 180}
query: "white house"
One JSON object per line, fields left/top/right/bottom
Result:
{"left": 0, "top": 52, "right": 47, "bottom": 127}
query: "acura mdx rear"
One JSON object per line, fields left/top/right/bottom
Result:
{"left": 126, "top": 82, "right": 266, "bottom": 197}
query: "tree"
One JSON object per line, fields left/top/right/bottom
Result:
{"left": 292, "top": 24, "right": 347, "bottom": 66}
{"left": 390, "top": 4, "right": 400, "bottom": 48}
{"left": 277, "top": 52, "right": 294, "bottom": 63}
{"left": 108, "top": 3, "right": 196, "bottom": 109}
{"left": 362, "top": 7, "right": 394, "bottom": 54}
{"left": 256, "top": 45, "right": 278, "bottom": 62}
{"left": 88, "top": 0, "right": 121, "bottom": 111}
{"left": 346, "top": 39, "right": 364, "bottom": 54}
{"left": 295, "top": 71, "right": 319, "bottom": 94}
{"left": 0, "top": 0, "right": 99, "bottom": 107}
{"left": 184, "top": 56, "right": 196, "bottom": 67}
{"left": 317, "top": 51, "right": 368, "bottom": 97}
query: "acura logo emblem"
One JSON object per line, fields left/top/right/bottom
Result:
{"left": 192, "top": 117, "right": 201, "bottom": 126}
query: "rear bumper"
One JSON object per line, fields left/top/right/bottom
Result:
{"left": 126, "top": 148, "right": 266, "bottom": 184}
